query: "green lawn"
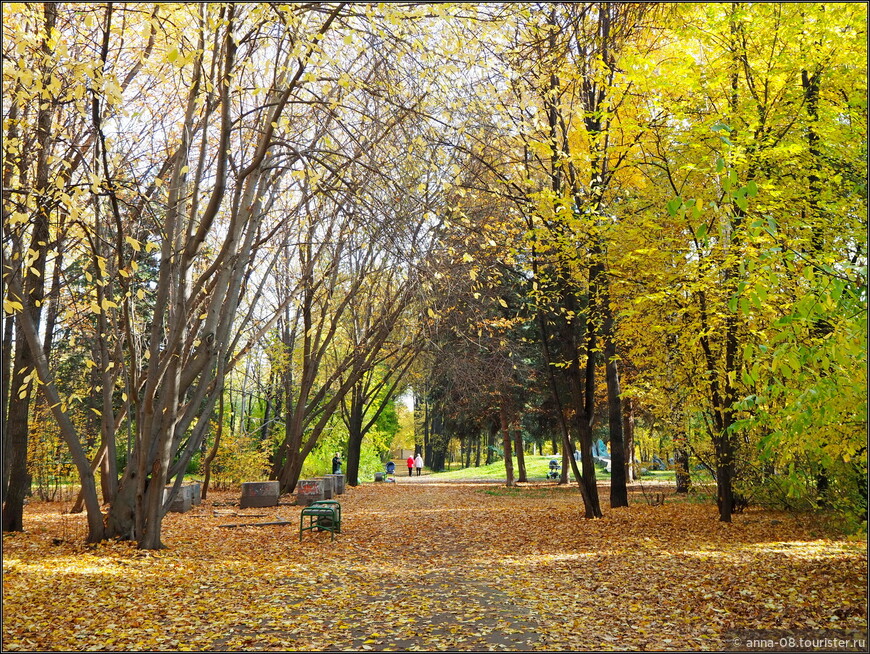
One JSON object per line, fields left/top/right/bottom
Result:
{"left": 429, "top": 455, "right": 611, "bottom": 481}
{"left": 428, "top": 457, "right": 704, "bottom": 483}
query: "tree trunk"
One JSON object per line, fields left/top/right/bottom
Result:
{"left": 500, "top": 405, "right": 515, "bottom": 487}
{"left": 575, "top": 410, "right": 602, "bottom": 518}
{"left": 1, "top": 82, "right": 21, "bottom": 481}
{"left": 201, "top": 391, "right": 225, "bottom": 500}
{"left": 345, "top": 396, "right": 365, "bottom": 487}
{"left": 801, "top": 62, "right": 823, "bottom": 252}
{"left": 486, "top": 418, "right": 498, "bottom": 465}
{"left": 2, "top": 341, "right": 35, "bottom": 532}
{"left": 623, "top": 397, "right": 635, "bottom": 482}
{"left": 572, "top": 354, "right": 602, "bottom": 518}
{"left": 674, "top": 443, "right": 690, "bottom": 493}
{"left": 604, "top": 353, "right": 628, "bottom": 508}
{"left": 590, "top": 241, "right": 628, "bottom": 508}
{"left": 429, "top": 412, "right": 447, "bottom": 472}
{"left": 10, "top": 274, "right": 105, "bottom": 541}
{"left": 716, "top": 447, "right": 735, "bottom": 521}
{"left": 714, "top": 382, "right": 737, "bottom": 522}
{"left": 559, "top": 447, "right": 569, "bottom": 485}
{"left": 71, "top": 444, "right": 107, "bottom": 513}
{"left": 423, "top": 395, "right": 431, "bottom": 468}
{"left": 2, "top": 2, "right": 57, "bottom": 533}
{"left": 513, "top": 427, "right": 527, "bottom": 482}
{"left": 535, "top": 309, "right": 601, "bottom": 518}
{"left": 1, "top": 308, "right": 13, "bottom": 484}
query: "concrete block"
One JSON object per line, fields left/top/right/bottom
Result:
{"left": 319, "top": 476, "right": 335, "bottom": 500}
{"left": 240, "top": 481, "right": 280, "bottom": 508}
{"left": 325, "top": 474, "right": 345, "bottom": 495}
{"left": 187, "top": 482, "right": 202, "bottom": 505}
{"left": 295, "top": 479, "right": 326, "bottom": 506}
{"left": 164, "top": 486, "right": 192, "bottom": 513}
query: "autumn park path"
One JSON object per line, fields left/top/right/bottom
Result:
{"left": 2, "top": 483, "right": 867, "bottom": 651}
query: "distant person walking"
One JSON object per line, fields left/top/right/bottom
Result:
{"left": 407, "top": 455, "right": 414, "bottom": 476}
{"left": 332, "top": 454, "right": 342, "bottom": 474}
{"left": 414, "top": 453, "right": 424, "bottom": 476}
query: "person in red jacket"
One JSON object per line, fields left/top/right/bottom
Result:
{"left": 407, "top": 455, "right": 414, "bottom": 477}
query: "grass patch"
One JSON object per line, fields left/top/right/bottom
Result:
{"left": 430, "top": 455, "right": 611, "bottom": 481}
{"left": 638, "top": 469, "right": 676, "bottom": 481}
{"left": 480, "top": 486, "right": 571, "bottom": 498}
{"left": 431, "top": 457, "right": 714, "bottom": 487}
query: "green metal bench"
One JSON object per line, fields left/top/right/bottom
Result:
{"left": 299, "top": 500, "right": 341, "bottom": 541}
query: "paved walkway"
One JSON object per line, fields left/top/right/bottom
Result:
{"left": 388, "top": 472, "right": 502, "bottom": 484}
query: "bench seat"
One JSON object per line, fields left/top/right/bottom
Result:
{"left": 299, "top": 500, "right": 341, "bottom": 541}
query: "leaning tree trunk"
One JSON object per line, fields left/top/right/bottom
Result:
{"left": 201, "top": 391, "right": 226, "bottom": 500}
{"left": 10, "top": 278, "right": 105, "bottom": 541}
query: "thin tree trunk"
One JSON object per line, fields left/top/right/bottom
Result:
{"left": 514, "top": 426, "right": 527, "bottom": 482}
{"left": 623, "top": 397, "right": 635, "bottom": 482}
{"left": 10, "top": 274, "right": 105, "bottom": 541}
{"left": 71, "top": 444, "right": 107, "bottom": 513}
{"left": 500, "top": 405, "right": 515, "bottom": 487}
{"left": 1, "top": 309, "right": 13, "bottom": 486}
{"left": 486, "top": 419, "right": 497, "bottom": 465}
{"left": 201, "top": 390, "right": 225, "bottom": 500}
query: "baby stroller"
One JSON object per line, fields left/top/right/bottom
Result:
{"left": 547, "top": 459, "right": 561, "bottom": 480}
{"left": 384, "top": 460, "right": 396, "bottom": 482}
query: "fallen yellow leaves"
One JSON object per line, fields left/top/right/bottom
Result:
{"left": 2, "top": 483, "right": 866, "bottom": 651}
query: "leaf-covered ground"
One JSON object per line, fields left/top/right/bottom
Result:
{"left": 2, "top": 482, "right": 866, "bottom": 651}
